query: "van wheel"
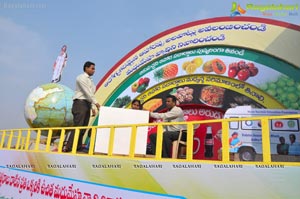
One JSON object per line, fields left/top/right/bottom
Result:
{"left": 239, "top": 147, "right": 255, "bottom": 161}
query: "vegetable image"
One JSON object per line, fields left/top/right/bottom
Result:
{"left": 131, "top": 82, "right": 139, "bottom": 92}
{"left": 112, "top": 95, "right": 131, "bottom": 108}
{"left": 131, "top": 77, "right": 150, "bottom": 93}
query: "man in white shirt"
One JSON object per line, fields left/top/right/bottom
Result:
{"left": 149, "top": 95, "right": 186, "bottom": 158}
{"left": 63, "top": 61, "right": 100, "bottom": 152}
{"left": 289, "top": 133, "right": 300, "bottom": 155}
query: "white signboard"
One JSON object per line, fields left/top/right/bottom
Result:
{"left": 95, "top": 106, "right": 149, "bottom": 155}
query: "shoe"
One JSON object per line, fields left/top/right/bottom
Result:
{"left": 77, "top": 148, "right": 88, "bottom": 153}
{"left": 81, "top": 148, "right": 89, "bottom": 153}
{"left": 76, "top": 146, "right": 83, "bottom": 151}
{"left": 62, "top": 148, "right": 71, "bottom": 152}
{"left": 62, "top": 146, "right": 71, "bottom": 152}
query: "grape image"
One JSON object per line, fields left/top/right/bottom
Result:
{"left": 258, "top": 75, "right": 300, "bottom": 109}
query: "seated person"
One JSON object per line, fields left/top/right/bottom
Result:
{"left": 131, "top": 99, "right": 141, "bottom": 110}
{"left": 149, "top": 95, "right": 186, "bottom": 158}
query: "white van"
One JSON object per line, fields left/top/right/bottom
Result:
{"left": 224, "top": 106, "right": 300, "bottom": 161}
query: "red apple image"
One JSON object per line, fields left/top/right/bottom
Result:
{"left": 229, "top": 62, "right": 238, "bottom": 69}
{"left": 248, "top": 66, "right": 258, "bottom": 76}
{"left": 246, "top": 62, "right": 255, "bottom": 68}
{"left": 237, "top": 69, "right": 250, "bottom": 81}
{"left": 237, "top": 60, "right": 246, "bottom": 70}
{"left": 228, "top": 67, "right": 238, "bottom": 78}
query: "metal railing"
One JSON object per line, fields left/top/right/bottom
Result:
{"left": 1, "top": 114, "right": 300, "bottom": 166}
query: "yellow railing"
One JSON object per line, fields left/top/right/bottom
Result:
{"left": 1, "top": 114, "right": 300, "bottom": 166}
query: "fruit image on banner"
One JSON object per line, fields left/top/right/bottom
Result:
{"left": 103, "top": 45, "right": 296, "bottom": 112}
{"left": 154, "top": 63, "right": 179, "bottom": 81}
{"left": 228, "top": 61, "right": 259, "bottom": 81}
{"left": 182, "top": 57, "right": 203, "bottom": 74}
{"left": 258, "top": 75, "right": 300, "bottom": 109}
{"left": 203, "top": 58, "right": 226, "bottom": 74}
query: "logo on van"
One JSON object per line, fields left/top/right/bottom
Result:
{"left": 288, "top": 120, "right": 296, "bottom": 128}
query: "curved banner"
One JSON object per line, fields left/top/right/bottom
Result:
{"left": 95, "top": 17, "right": 300, "bottom": 113}
{"left": 104, "top": 46, "right": 290, "bottom": 111}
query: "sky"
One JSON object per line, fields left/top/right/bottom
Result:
{"left": 0, "top": 0, "right": 299, "bottom": 130}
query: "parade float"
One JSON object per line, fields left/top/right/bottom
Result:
{"left": 0, "top": 16, "right": 300, "bottom": 199}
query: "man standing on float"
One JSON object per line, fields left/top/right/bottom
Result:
{"left": 63, "top": 61, "right": 100, "bottom": 152}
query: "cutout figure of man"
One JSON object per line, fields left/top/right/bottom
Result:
{"left": 51, "top": 45, "right": 68, "bottom": 83}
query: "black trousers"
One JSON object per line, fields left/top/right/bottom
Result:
{"left": 66, "top": 99, "right": 91, "bottom": 150}
{"left": 149, "top": 130, "right": 187, "bottom": 158}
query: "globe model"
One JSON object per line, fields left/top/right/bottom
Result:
{"left": 24, "top": 83, "right": 74, "bottom": 136}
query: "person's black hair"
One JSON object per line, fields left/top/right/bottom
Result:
{"left": 131, "top": 99, "right": 141, "bottom": 105}
{"left": 279, "top": 136, "right": 285, "bottom": 141}
{"left": 289, "top": 134, "right": 296, "bottom": 140}
{"left": 232, "top": 132, "right": 238, "bottom": 136}
{"left": 83, "top": 61, "right": 95, "bottom": 72}
{"left": 166, "top": 94, "right": 177, "bottom": 103}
